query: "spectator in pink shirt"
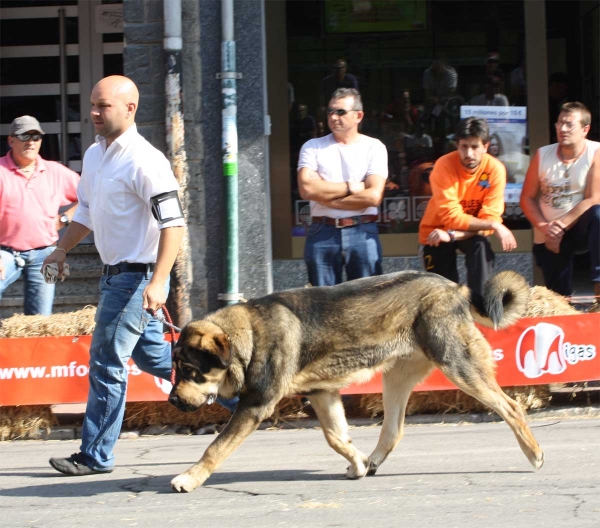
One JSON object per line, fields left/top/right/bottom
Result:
{"left": 0, "top": 116, "right": 79, "bottom": 315}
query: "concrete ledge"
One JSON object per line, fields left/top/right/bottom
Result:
{"left": 273, "top": 254, "right": 534, "bottom": 292}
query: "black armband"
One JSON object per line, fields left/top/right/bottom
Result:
{"left": 150, "top": 191, "right": 184, "bottom": 224}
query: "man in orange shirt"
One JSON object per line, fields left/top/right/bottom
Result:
{"left": 418, "top": 117, "right": 516, "bottom": 295}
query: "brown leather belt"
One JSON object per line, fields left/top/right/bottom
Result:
{"left": 311, "top": 215, "right": 379, "bottom": 228}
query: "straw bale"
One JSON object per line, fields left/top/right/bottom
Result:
{"left": 0, "top": 306, "right": 97, "bottom": 338}
{"left": 355, "top": 385, "right": 551, "bottom": 418}
{"left": 123, "top": 397, "right": 308, "bottom": 430}
{"left": 524, "top": 286, "right": 579, "bottom": 318}
{"left": 0, "top": 406, "right": 56, "bottom": 440}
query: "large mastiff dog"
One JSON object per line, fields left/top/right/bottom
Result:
{"left": 169, "top": 271, "right": 544, "bottom": 492}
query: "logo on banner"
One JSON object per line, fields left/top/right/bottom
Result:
{"left": 155, "top": 377, "right": 172, "bottom": 395}
{"left": 516, "top": 322, "right": 596, "bottom": 378}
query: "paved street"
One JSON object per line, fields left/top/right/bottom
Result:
{"left": 1, "top": 417, "right": 599, "bottom": 528}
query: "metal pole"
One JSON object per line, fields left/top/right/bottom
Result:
{"left": 219, "top": 0, "right": 242, "bottom": 306}
{"left": 164, "top": 0, "right": 193, "bottom": 326}
{"left": 58, "top": 8, "right": 69, "bottom": 166}
{"left": 260, "top": 0, "right": 273, "bottom": 294}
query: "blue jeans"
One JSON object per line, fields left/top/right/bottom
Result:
{"left": 533, "top": 204, "right": 600, "bottom": 296}
{"left": 0, "top": 246, "right": 55, "bottom": 315}
{"left": 304, "top": 221, "right": 383, "bottom": 286}
{"left": 79, "top": 271, "right": 238, "bottom": 471}
{"left": 80, "top": 271, "right": 173, "bottom": 471}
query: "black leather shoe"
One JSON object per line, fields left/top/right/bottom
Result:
{"left": 49, "top": 452, "right": 113, "bottom": 476}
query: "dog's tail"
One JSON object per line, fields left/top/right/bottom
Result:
{"left": 462, "top": 271, "right": 530, "bottom": 330}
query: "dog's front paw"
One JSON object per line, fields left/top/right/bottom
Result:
{"left": 345, "top": 460, "right": 368, "bottom": 480}
{"left": 366, "top": 459, "right": 379, "bottom": 476}
{"left": 171, "top": 472, "right": 200, "bottom": 493}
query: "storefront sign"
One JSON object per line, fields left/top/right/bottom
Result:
{"left": 1, "top": 314, "right": 598, "bottom": 405}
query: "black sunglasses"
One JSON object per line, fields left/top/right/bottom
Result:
{"left": 327, "top": 108, "right": 356, "bottom": 117}
{"left": 13, "top": 133, "right": 43, "bottom": 142}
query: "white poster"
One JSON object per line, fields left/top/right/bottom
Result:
{"left": 460, "top": 106, "right": 528, "bottom": 212}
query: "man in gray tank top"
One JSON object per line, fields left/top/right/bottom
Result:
{"left": 520, "top": 102, "right": 600, "bottom": 300}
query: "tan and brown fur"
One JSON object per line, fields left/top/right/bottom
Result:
{"left": 168, "top": 270, "right": 544, "bottom": 493}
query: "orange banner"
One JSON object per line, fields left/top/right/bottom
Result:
{"left": 1, "top": 314, "right": 599, "bottom": 406}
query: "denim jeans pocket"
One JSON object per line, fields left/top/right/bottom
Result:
{"left": 139, "top": 309, "right": 152, "bottom": 333}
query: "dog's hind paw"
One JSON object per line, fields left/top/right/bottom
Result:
{"left": 532, "top": 451, "right": 544, "bottom": 471}
{"left": 171, "top": 473, "right": 199, "bottom": 493}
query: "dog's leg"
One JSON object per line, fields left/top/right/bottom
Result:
{"left": 308, "top": 390, "right": 369, "bottom": 479}
{"left": 170, "top": 404, "right": 275, "bottom": 492}
{"left": 437, "top": 333, "right": 544, "bottom": 471}
{"left": 367, "top": 358, "right": 433, "bottom": 476}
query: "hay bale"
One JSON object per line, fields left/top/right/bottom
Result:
{"left": 524, "top": 286, "right": 579, "bottom": 318}
{"left": 123, "top": 396, "right": 308, "bottom": 430}
{"left": 0, "top": 306, "right": 97, "bottom": 338}
{"left": 354, "top": 385, "right": 551, "bottom": 419}
{"left": 0, "top": 406, "right": 56, "bottom": 441}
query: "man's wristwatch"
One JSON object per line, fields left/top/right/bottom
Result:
{"left": 60, "top": 214, "right": 71, "bottom": 226}
{"left": 447, "top": 229, "right": 456, "bottom": 242}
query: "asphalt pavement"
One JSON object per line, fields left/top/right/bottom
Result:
{"left": 1, "top": 414, "right": 599, "bottom": 528}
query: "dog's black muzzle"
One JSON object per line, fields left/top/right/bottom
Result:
{"left": 168, "top": 392, "right": 217, "bottom": 412}
{"left": 168, "top": 393, "right": 197, "bottom": 413}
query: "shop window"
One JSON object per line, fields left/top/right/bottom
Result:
{"left": 287, "top": 0, "right": 530, "bottom": 237}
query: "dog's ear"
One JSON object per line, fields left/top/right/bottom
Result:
{"left": 211, "top": 333, "right": 232, "bottom": 368}
{"left": 182, "top": 325, "right": 203, "bottom": 351}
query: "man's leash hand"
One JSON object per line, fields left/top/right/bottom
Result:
{"left": 142, "top": 280, "right": 167, "bottom": 312}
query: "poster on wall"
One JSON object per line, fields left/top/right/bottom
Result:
{"left": 324, "top": 0, "right": 427, "bottom": 34}
{"left": 460, "top": 106, "right": 529, "bottom": 219}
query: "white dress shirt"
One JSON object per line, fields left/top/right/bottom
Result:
{"left": 73, "top": 124, "right": 184, "bottom": 265}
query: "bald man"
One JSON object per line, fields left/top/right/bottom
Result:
{"left": 45, "top": 76, "right": 186, "bottom": 476}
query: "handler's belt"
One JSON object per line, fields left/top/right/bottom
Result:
{"left": 101, "top": 262, "right": 155, "bottom": 276}
{"left": 311, "top": 215, "right": 378, "bottom": 228}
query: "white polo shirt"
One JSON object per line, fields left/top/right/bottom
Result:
{"left": 298, "top": 134, "right": 388, "bottom": 218}
{"left": 73, "top": 124, "right": 184, "bottom": 265}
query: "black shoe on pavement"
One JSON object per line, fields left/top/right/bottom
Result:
{"left": 49, "top": 452, "right": 113, "bottom": 476}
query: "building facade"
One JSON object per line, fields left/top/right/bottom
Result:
{"left": 1, "top": 0, "right": 598, "bottom": 317}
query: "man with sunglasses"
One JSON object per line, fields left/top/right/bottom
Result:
{"left": 521, "top": 102, "right": 600, "bottom": 300}
{"left": 0, "top": 116, "right": 79, "bottom": 315}
{"left": 298, "top": 88, "right": 387, "bottom": 286}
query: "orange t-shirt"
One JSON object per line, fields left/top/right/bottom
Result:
{"left": 418, "top": 151, "right": 507, "bottom": 244}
